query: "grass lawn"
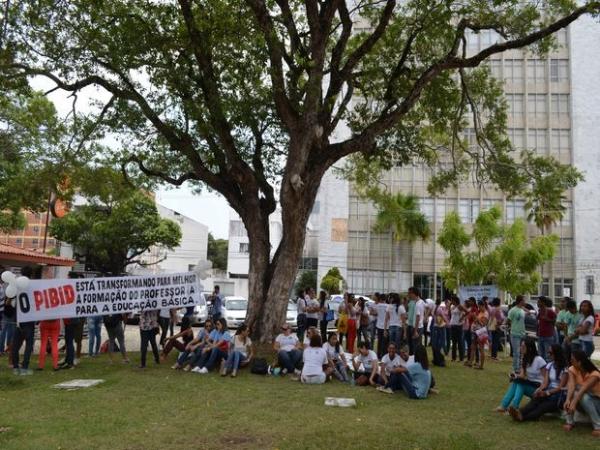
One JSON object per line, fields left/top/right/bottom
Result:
{"left": 0, "top": 349, "right": 598, "bottom": 450}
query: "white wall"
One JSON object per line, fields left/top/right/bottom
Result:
{"left": 570, "top": 15, "right": 600, "bottom": 308}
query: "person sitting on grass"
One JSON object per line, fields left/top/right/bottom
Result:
{"left": 176, "top": 319, "right": 213, "bottom": 370}
{"left": 496, "top": 338, "right": 547, "bottom": 413}
{"left": 323, "top": 332, "right": 349, "bottom": 382}
{"left": 221, "top": 323, "right": 254, "bottom": 378}
{"left": 373, "top": 342, "right": 403, "bottom": 389}
{"left": 352, "top": 341, "right": 378, "bottom": 386}
{"left": 300, "top": 333, "right": 328, "bottom": 384}
{"left": 160, "top": 316, "right": 194, "bottom": 362}
{"left": 563, "top": 350, "right": 600, "bottom": 437}
{"left": 191, "top": 318, "right": 231, "bottom": 374}
{"left": 383, "top": 344, "right": 431, "bottom": 399}
{"left": 509, "top": 343, "right": 568, "bottom": 422}
{"left": 274, "top": 323, "right": 302, "bottom": 377}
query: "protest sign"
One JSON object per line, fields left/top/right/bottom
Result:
{"left": 458, "top": 285, "right": 499, "bottom": 303}
{"left": 16, "top": 272, "right": 202, "bottom": 322}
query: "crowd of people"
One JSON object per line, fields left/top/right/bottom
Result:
{"left": 1, "top": 272, "right": 598, "bottom": 436}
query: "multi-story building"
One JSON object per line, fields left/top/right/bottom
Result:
{"left": 0, "top": 211, "right": 58, "bottom": 253}
{"left": 314, "top": 19, "right": 600, "bottom": 308}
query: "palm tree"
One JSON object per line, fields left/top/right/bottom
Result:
{"left": 372, "top": 191, "right": 431, "bottom": 242}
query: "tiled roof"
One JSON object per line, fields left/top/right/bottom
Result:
{"left": 0, "top": 243, "right": 75, "bottom": 266}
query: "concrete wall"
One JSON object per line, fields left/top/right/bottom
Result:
{"left": 570, "top": 15, "right": 600, "bottom": 308}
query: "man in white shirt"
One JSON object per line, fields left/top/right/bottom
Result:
{"left": 273, "top": 324, "right": 302, "bottom": 377}
{"left": 376, "top": 343, "right": 403, "bottom": 387}
{"left": 371, "top": 293, "right": 389, "bottom": 359}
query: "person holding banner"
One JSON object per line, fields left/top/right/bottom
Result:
{"left": 139, "top": 309, "right": 160, "bottom": 369}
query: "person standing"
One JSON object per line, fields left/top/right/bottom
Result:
{"left": 59, "top": 317, "right": 77, "bottom": 370}
{"left": 356, "top": 297, "right": 371, "bottom": 347}
{"left": 507, "top": 295, "right": 528, "bottom": 374}
{"left": 406, "top": 287, "right": 424, "bottom": 355}
{"left": 537, "top": 296, "right": 556, "bottom": 361}
{"left": 385, "top": 293, "right": 406, "bottom": 349}
{"left": 211, "top": 285, "right": 224, "bottom": 321}
{"left": 339, "top": 292, "right": 357, "bottom": 352}
{"left": 318, "top": 290, "right": 328, "bottom": 339}
{"left": 87, "top": 315, "right": 103, "bottom": 357}
{"left": 37, "top": 319, "right": 60, "bottom": 371}
{"left": 158, "top": 308, "right": 172, "bottom": 348}
{"left": 138, "top": 309, "right": 160, "bottom": 369}
{"left": 0, "top": 291, "right": 16, "bottom": 360}
{"left": 488, "top": 297, "right": 504, "bottom": 361}
{"left": 103, "top": 313, "right": 129, "bottom": 364}
{"left": 372, "top": 293, "right": 388, "bottom": 359}
{"left": 431, "top": 298, "right": 449, "bottom": 367}
{"left": 573, "top": 300, "right": 596, "bottom": 358}
{"left": 449, "top": 296, "right": 465, "bottom": 362}
{"left": 555, "top": 297, "right": 570, "bottom": 345}
{"left": 11, "top": 266, "right": 36, "bottom": 374}
{"left": 304, "top": 288, "right": 320, "bottom": 329}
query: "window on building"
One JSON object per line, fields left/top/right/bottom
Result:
{"left": 526, "top": 59, "right": 547, "bottom": 83}
{"left": 527, "top": 94, "right": 547, "bottom": 118}
{"left": 585, "top": 276, "right": 595, "bottom": 295}
{"left": 489, "top": 59, "right": 502, "bottom": 79}
{"left": 413, "top": 273, "right": 434, "bottom": 300}
{"left": 550, "top": 59, "right": 569, "bottom": 83}
{"left": 560, "top": 202, "right": 572, "bottom": 226}
{"left": 505, "top": 200, "right": 526, "bottom": 223}
{"left": 507, "top": 128, "right": 525, "bottom": 150}
{"left": 505, "top": 94, "right": 524, "bottom": 117}
{"left": 528, "top": 129, "right": 548, "bottom": 154}
{"left": 32, "top": 239, "right": 39, "bottom": 246}
{"left": 503, "top": 59, "right": 523, "bottom": 84}
{"left": 554, "top": 278, "right": 573, "bottom": 298}
{"left": 550, "top": 129, "right": 571, "bottom": 161}
{"left": 239, "top": 243, "right": 249, "bottom": 254}
{"left": 419, "top": 198, "right": 434, "bottom": 222}
{"left": 480, "top": 30, "right": 498, "bottom": 47}
{"left": 555, "top": 29, "right": 568, "bottom": 46}
{"left": 551, "top": 94, "right": 570, "bottom": 119}
{"left": 15, "top": 238, "right": 22, "bottom": 245}
{"left": 33, "top": 226, "right": 40, "bottom": 234}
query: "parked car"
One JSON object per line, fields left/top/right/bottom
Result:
{"left": 222, "top": 296, "right": 248, "bottom": 328}
{"left": 176, "top": 292, "right": 208, "bottom": 326}
{"left": 286, "top": 300, "right": 298, "bottom": 329}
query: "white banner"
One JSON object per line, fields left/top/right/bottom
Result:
{"left": 16, "top": 272, "right": 202, "bottom": 322}
{"left": 458, "top": 285, "right": 499, "bottom": 303}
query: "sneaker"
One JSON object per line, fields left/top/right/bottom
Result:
{"left": 380, "top": 387, "right": 394, "bottom": 394}
{"left": 281, "top": 368, "right": 288, "bottom": 375}
{"left": 191, "top": 366, "right": 202, "bottom": 373}
{"left": 171, "top": 363, "right": 180, "bottom": 370}
{"left": 19, "top": 369, "right": 33, "bottom": 376}
{"left": 199, "top": 367, "right": 209, "bottom": 374}
{"left": 429, "top": 388, "right": 440, "bottom": 395}
{"left": 290, "top": 375, "right": 300, "bottom": 381}
{"left": 73, "top": 358, "right": 80, "bottom": 366}
{"left": 495, "top": 406, "right": 506, "bottom": 413}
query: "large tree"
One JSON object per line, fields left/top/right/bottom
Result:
{"left": 2, "top": 1, "right": 598, "bottom": 340}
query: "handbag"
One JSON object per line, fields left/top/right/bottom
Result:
{"left": 325, "top": 308, "right": 335, "bottom": 322}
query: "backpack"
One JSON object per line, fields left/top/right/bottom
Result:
{"left": 250, "top": 358, "right": 269, "bottom": 375}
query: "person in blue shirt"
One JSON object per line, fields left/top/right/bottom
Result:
{"left": 387, "top": 344, "right": 432, "bottom": 399}
{"left": 191, "top": 318, "right": 231, "bottom": 374}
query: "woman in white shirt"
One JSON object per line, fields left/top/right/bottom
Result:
{"left": 221, "top": 324, "right": 254, "bottom": 378}
{"left": 497, "top": 339, "right": 547, "bottom": 412}
{"left": 301, "top": 334, "right": 328, "bottom": 384}
{"left": 574, "top": 300, "right": 596, "bottom": 358}
{"left": 385, "top": 293, "right": 406, "bottom": 349}
{"left": 323, "top": 333, "right": 349, "bottom": 382}
{"left": 352, "top": 341, "right": 379, "bottom": 386}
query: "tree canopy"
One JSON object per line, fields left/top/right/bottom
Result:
{"left": 2, "top": 0, "right": 598, "bottom": 339}
{"left": 438, "top": 206, "right": 558, "bottom": 295}
{"left": 320, "top": 266, "right": 345, "bottom": 295}
{"left": 207, "top": 233, "right": 229, "bottom": 272}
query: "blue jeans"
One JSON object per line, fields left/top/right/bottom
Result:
{"left": 198, "top": 347, "right": 227, "bottom": 371}
{"left": 87, "top": 316, "right": 103, "bottom": 356}
{"left": 225, "top": 350, "right": 246, "bottom": 371}
{"left": 278, "top": 349, "right": 302, "bottom": 373}
{"left": 490, "top": 330, "right": 501, "bottom": 358}
{"left": 581, "top": 340, "right": 595, "bottom": 358}
{"left": 388, "top": 326, "right": 401, "bottom": 348}
{"left": 0, "top": 318, "right": 16, "bottom": 353}
{"left": 510, "top": 335, "right": 523, "bottom": 373}
{"left": 389, "top": 372, "right": 420, "bottom": 399}
{"left": 501, "top": 381, "right": 537, "bottom": 409}
{"left": 537, "top": 335, "right": 555, "bottom": 361}
{"left": 566, "top": 393, "right": 600, "bottom": 430}
{"left": 11, "top": 322, "right": 35, "bottom": 369}
{"left": 332, "top": 361, "right": 349, "bottom": 382}
{"left": 431, "top": 327, "right": 446, "bottom": 366}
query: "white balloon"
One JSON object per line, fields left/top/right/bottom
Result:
{"left": 16, "top": 276, "right": 30, "bottom": 290}
{"left": 1, "top": 271, "right": 16, "bottom": 284}
{"left": 5, "top": 284, "right": 17, "bottom": 298}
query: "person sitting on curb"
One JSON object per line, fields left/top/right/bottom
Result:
{"left": 273, "top": 323, "right": 302, "bottom": 378}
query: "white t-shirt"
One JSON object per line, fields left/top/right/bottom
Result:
{"left": 546, "top": 362, "right": 564, "bottom": 389}
{"left": 354, "top": 350, "right": 378, "bottom": 372}
{"left": 387, "top": 304, "right": 405, "bottom": 328}
{"left": 375, "top": 303, "right": 388, "bottom": 329}
{"left": 415, "top": 299, "right": 426, "bottom": 329}
{"left": 231, "top": 335, "right": 252, "bottom": 358}
{"left": 306, "top": 298, "right": 320, "bottom": 320}
{"left": 297, "top": 297, "right": 307, "bottom": 315}
{"left": 302, "top": 347, "right": 328, "bottom": 377}
{"left": 380, "top": 353, "right": 402, "bottom": 375}
{"left": 424, "top": 298, "right": 435, "bottom": 316}
{"left": 579, "top": 315, "right": 595, "bottom": 342}
{"left": 525, "top": 356, "right": 548, "bottom": 383}
{"left": 275, "top": 333, "right": 299, "bottom": 352}
{"left": 450, "top": 305, "right": 463, "bottom": 326}
{"left": 398, "top": 355, "right": 415, "bottom": 368}
{"left": 323, "top": 342, "right": 341, "bottom": 360}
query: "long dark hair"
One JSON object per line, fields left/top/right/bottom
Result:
{"left": 391, "top": 293, "right": 401, "bottom": 313}
{"left": 319, "top": 290, "right": 327, "bottom": 308}
{"left": 522, "top": 338, "right": 538, "bottom": 369}
{"left": 327, "top": 332, "right": 340, "bottom": 353}
{"left": 413, "top": 345, "right": 429, "bottom": 370}
{"left": 550, "top": 343, "right": 567, "bottom": 375}
{"left": 579, "top": 300, "right": 594, "bottom": 318}
{"left": 571, "top": 350, "right": 599, "bottom": 373}
{"left": 236, "top": 323, "right": 248, "bottom": 344}
{"left": 216, "top": 317, "right": 228, "bottom": 332}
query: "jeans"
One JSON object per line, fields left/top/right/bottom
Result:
{"left": 197, "top": 347, "right": 227, "bottom": 371}
{"left": 389, "top": 372, "right": 419, "bottom": 399}
{"left": 510, "top": 335, "right": 524, "bottom": 373}
{"left": 87, "top": 316, "right": 103, "bottom": 356}
{"left": 331, "top": 361, "right": 349, "bottom": 382}
{"left": 158, "top": 316, "right": 170, "bottom": 347}
{"left": 140, "top": 329, "right": 159, "bottom": 367}
{"left": 64, "top": 321, "right": 76, "bottom": 366}
{"left": 537, "top": 335, "right": 555, "bottom": 361}
{"left": 368, "top": 321, "right": 377, "bottom": 347}
{"left": 450, "top": 325, "right": 464, "bottom": 361}
{"left": 501, "top": 381, "right": 537, "bottom": 409}
{"left": 12, "top": 322, "right": 35, "bottom": 369}
{"left": 357, "top": 324, "right": 370, "bottom": 347}
{"left": 519, "top": 392, "right": 562, "bottom": 421}
{"left": 565, "top": 393, "right": 600, "bottom": 430}
{"left": 431, "top": 327, "right": 446, "bottom": 367}
{"left": 0, "top": 317, "right": 15, "bottom": 353}
{"left": 388, "top": 326, "right": 401, "bottom": 349}
{"left": 376, "top": 328, "right": 386, "bottom": 359}
{"left": 106, "top": 323, "right": 127, "bottom": 357}
{"left": 278, "top": 349, "right": 302, "bottom": 373}
{"left": 490, "top": 330, "right": 501, "bottom": 358}
{"left": 224, "top": 350, "right": 247, "bottom": 371}
{"left": 580, "top": 340, "right": 595, "bottom": 358}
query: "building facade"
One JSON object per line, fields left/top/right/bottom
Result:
{"left": 314, "top": 23, "right": 600, "bottom": 307}
{"left": 0, "top": 211, "right": 58, "bottom": 253}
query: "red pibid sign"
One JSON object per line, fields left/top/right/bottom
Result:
{"left": 34, "top": 285, "right": 76, "bottom": 311}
